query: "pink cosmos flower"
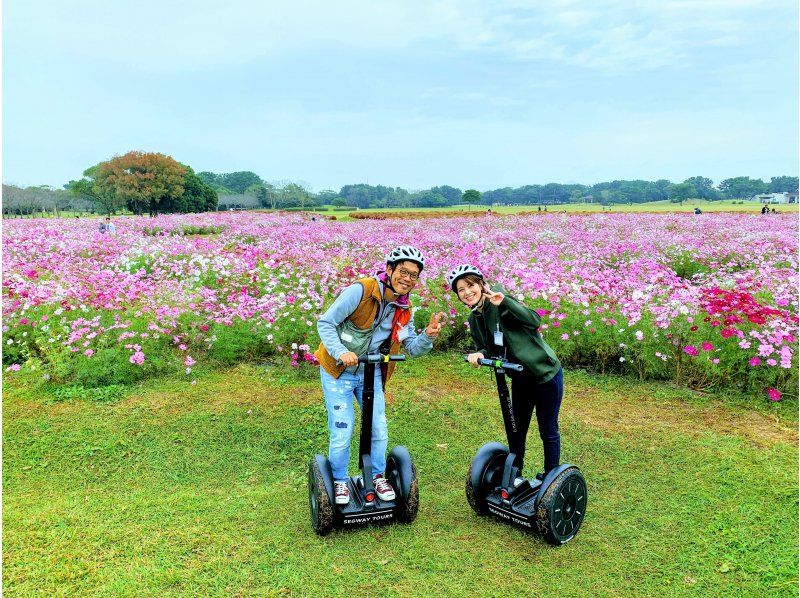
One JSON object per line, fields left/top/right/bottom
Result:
{"left": 766, "top": 358, "right": 777, "bottom": 366}
{"left": 185, "top": 356, "right": 196, "bottom": 367}
{"left": 84, "top": 349, "right": 94, "bottom": 357}
{"left": 683, "top": 345, "right": 699, "bottom": 356}
{"left": 130, "top": 351, "right": 145, "bottom": 365}
{"left": 701, "top": 342, "right": 714, "bottom": 351}
{"left": 749, "top": 357, "right": 761, "bottom": 366}
{"left": 6, "top": 364, "right": 21, "bottom": 372}
{"left": 767, "top": 388, "right": 781, "bottom": 401}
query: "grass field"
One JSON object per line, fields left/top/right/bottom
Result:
{"left": 3, "top": 353, "right": 797, "bottom": 596}
{"left": 329, "top": 199, "right": 799, "bottom": 217}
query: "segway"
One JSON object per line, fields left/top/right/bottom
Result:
{"left": 308, "top": 354, "right": 419, "bottom": 535}
{"left": 464, "top": 356, "right": 586, "bottom": 545}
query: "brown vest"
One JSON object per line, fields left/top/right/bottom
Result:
{"left": 314, "top": 277, "right": 410, "bottom": 387}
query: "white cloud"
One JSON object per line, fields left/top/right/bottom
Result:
{"left": 6, "top": 0, "right": 795, "bottom": 73}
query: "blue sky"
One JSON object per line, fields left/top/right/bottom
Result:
{"left": 4, "top": 0, "right": 798, "bottom": 191}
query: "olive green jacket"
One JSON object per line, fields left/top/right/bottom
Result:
{"left": 468, "top": 285, "right": 561, "bottom": 383}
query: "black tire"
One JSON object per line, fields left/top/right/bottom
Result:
{"left": 466, "top": 443, "right": 508, "bottom": 516}
{"left": 308, "top": 459, "right": 334, "bottom": 535}
{"left": 387, "top": 448, "right": 419, "bottom": 524}
{"left": 535, "top": 467, "right": 587, "bottom": 545}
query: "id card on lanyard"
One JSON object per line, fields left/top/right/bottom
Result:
{"left": 493, "top": 323, "right": 504, "bottom": 347}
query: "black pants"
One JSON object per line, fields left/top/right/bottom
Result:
{"left": 508, "top": 368, "right": 563, "bottom": 473}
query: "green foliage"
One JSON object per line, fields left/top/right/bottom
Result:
{"left": 206, "top": 322, "right": 274, "bottom": 365}
{"left": 719, "top": 176, "right": 768, "bottom": 199}
{"left": 668, "top": 250, "right": 712, "bottom": 279}
{"left": 49, "top": 343, "right": 175, "bottom": 388}
{"left": 667, "top": 182, "right": 697, "bottom": 202}
{"left": 49, "top": 383, "right": 127, "bottom": 403}
{"left": 768, "top": 176, "right": 799, "bottom": 194}
{"left": 462, "top": 189, "right": 481, "bottom": 205}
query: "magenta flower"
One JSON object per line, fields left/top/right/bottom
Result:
{"left": 767, "top": 387, "right": 781, "bottom": 401}
{"left": 701, "top": 342, "right": 714, "bottom": 351}
{"left": 749, "top": 356, "right": 761, "bottom": 366}
{"left": 683, "top": 345, "right": 699, "bottom": 356}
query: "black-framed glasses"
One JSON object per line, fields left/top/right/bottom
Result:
{"left": 396, "top": 267, "right": 420, "bottom": 281}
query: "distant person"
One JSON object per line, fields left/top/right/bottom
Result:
{"left": 99, "top": 216, "right": 116, "bottom": 233}
{"left": 771, "top": 208, "right": 777, "bottom": 214}
{"left": 486, "top": 209, "right": 492, "bottom": 216}
{"left": 694, "top": 207, "right": 702, "bottom": 215}
{"left": 537, "top": 206, "right": 541, "bottom": 212}
{"left": 761, "top": 205, "right": 768, "bottom": 215}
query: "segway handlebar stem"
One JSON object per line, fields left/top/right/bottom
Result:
{"left": 360, "top": 354, "right": 406, "bottom": 363}
{"left": 336, "top": 354, "right": 406, "bottom": 366}
{"left": 463, "top": 355, "right": 524, "bottom": 372}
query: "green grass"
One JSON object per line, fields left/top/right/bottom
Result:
{"left": 4, "top": 353, "right": 798, "bottom": 596}
{"left": 315, "top": 200, "right": 799, "bottom": 220}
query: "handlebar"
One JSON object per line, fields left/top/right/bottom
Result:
{"left": 463, "top": 355, "right": 524, "bottom": 372}
{"left": 360, "top": 354, "right": 406, "bottom": 363}
{"left": 336, "top": 353, "right": 407, "bottom": 365}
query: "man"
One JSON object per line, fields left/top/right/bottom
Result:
{"left": 99, "top": 216, "right": 116, "bottom": 233}
{"left": 314, "top": 245, "right": 444, "bottom": 505}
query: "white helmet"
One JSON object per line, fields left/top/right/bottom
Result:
{"left": 446, "top": 264, "right": 484, "bottom": 291}
{"left": 385, "top": 245, "right": 425, "bottom": 270}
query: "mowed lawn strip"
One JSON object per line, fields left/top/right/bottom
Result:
{"left": 3, "top": 354, "right": 797, "bottom": 596}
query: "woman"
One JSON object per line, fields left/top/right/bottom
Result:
{"left": 446, "top": 264, "right": 563, "bottom": 485}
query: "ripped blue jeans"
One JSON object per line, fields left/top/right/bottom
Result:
{"left": 321, "top": 367, "right": 388, "bottom": 481}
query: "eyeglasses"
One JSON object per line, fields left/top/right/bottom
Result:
{"left": 396, "top": 267, "right": 420, "bottom": 281}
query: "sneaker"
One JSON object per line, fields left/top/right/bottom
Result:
{"left": 373, "top": 474, "right": 396, "bottom": 501}
{"left": 334, "top": 480, "right": 350, "bottom": 505}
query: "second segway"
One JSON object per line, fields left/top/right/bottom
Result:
{"left": 464, "top": 356, "right": 587, "bottom": 545}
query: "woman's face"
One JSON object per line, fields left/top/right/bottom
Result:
{"left": 455, "top": 278, "right": 485, "bottom": 307}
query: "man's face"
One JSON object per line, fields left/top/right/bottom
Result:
{"left": 388, "top": 261, "right": 420, "bottom": 295}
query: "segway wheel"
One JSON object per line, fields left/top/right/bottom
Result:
{"left": 535, "top": 467, "right": 587, "bottom": 545}
{"left": 466, "top": 442, "right": 508, "bottom": 516}
{"left": 308, "top": 459, "right": 334, "bottom": 535}
{"left": 386, "top": 446, "right": 419, "bottom": 524}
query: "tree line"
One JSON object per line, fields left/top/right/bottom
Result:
{"left": 199, "top": 171, "right": 798, "bottom": 209}
{"left": 3, "top": 148, "right": 797, "bottom": 217}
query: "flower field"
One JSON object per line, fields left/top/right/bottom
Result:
{"left": 3, "top": 212, "right": 798, "bottom": 400}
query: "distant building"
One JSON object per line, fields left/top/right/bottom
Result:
{"left": 748, "top": 192, "right": 796, "bottom": 204}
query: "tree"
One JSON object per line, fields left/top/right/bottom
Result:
{"left": 176, "top": 168, "right": 218, "bottom": 212}
{"left": 718, "top": 176, "right": 767, "bottom": 199}
{"left": 666, "top": 182, "right": 696, "bottom": 203}
{"left": 412, "top": 191, "right": 448, "bottom": 208}
{"left": 66, "top": 165, "right": 129, "bottom": 215}
{"left": 219, "top": 171, "right": 263, "bottom": 195}
{"left": 280, "top": 183, "right": 313, "bottom": 209}
{"left": 684, "top": 176, "right": 719, "bottom": 200}
{"left": 91, "top": 151, "right": 186, "bottom": 216}
{"left": 462, "top": 189, "right": 481, "bottom": 210}
{"left": 429, "top": 185, "right": 462, "bottom": 205}
{"left": 768, "top": 176, "right": 799, "bottom": 193}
